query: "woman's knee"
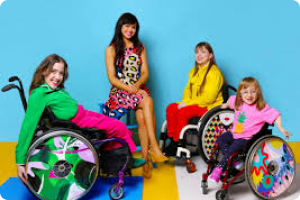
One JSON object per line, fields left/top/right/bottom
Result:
{"left": 142, "top": 96, "right": 153, "bottom": 106}
{"left": 136, "top": 109, "right": 145, "bottom": 124}
{"left": 166, "top": 103, "right": 178, "bottom": 113}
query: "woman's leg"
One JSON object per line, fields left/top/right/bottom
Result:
{"left": 135, "top": 109, "right": 149, "bottom": 160}
{"left": 174, "top": 105, "right": 207, "bottom": 141}
{"left": 137, "top": 96, "right": 166, "bottom": 159}
{"left": 136, "top": 109, "right": 151, "bottom": 178}
{"left": 166, "top": 103, "right": 179, "bottom": 139}
{"left": 73, "top": 108, "right": 137, "bottom": 153}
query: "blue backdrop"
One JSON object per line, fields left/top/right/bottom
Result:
{"left": 1, "top": 0, "right": 300, "bottom": 141}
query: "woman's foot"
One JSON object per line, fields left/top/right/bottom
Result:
{"left": 143, "top": 162, "right": 152, "bottom": 179}
{"left": 149, "top": 146, "right": 168, "bottom": 163}
{"left": 132, "top": 157, "right": 146, "bottom": 168}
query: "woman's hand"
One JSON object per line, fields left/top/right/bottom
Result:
{"left": 17, "top": 164, "right": 27, "bottom": 185}
{"left": 177, "top": 102, "right": 187, "bottom": 109}
{"left": 128, "top": 85, "right": 138, "bottom": 94}
{"left": 137, "top": 89, "right": 148, "bottom": 96}
{"left": 220, "top": 102, "right": 229, "bottom": 109}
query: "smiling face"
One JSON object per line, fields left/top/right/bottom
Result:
{"left": 195, "top": 46, "right": 213, "bottom": 66}
{"left": 44, "top": 62, "right": 65, "bottom": 90}
{"left": 121, "top": 23, "right": 137, "bottom": 40}
{"left": 240, "top": 84, "right": 258, "bottom": 105}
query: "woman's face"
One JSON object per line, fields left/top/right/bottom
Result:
{"left": 195, "top": 47, "right": 212, "bottom": 66}
{"left": 44, "top": 62, "right": 65, "bottom": 90}
{"left": 121, "top": 23, "right": 137, "bottom": 40}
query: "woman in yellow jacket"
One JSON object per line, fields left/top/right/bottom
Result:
{"left": 166, "top": 42, "right": 224, "bottom": 142}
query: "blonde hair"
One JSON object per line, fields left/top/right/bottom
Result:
{"left": 235, "top": 77, "right": 266, "bottom": 110}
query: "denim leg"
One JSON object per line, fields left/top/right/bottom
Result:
{"left": 216, "top": 131, "right": 234, "bottom": 156}
{"left": 217, "top": 138, "right": 248, "bottom": 169}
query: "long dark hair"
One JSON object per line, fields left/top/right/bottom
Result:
{"left": 191, "top": 42, "right": 218, "bottom": 95}
{"left": 29, "top": 54, "right": 68, "bottom": 94}
{"left": 110, "top": 13, "right": 144, "bottom": 61}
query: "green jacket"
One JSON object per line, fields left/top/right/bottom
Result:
{"left": 16, "top": 84, "right": 78, "bottom": 164}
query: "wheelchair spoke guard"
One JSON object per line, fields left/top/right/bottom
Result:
{"left": 245, "top": 135, "right": 295, "bottom": 199}
{"left": 26, "top": 130, "right": 99, "bottom": 200}
{"left": 200, "top": 107, "right": 234, "bottom": 162}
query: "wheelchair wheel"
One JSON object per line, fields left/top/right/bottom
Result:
{"left": 109, "top": 183, "right": 124, "bottom": 200}
{"left": 216, "top": 189, "right": 229, "bottom": 200}
{"left": 199, "top": 106, "right": 234, "bottom": 163}
{"left": 245, "top": 135, "right": 295, "bottom": 199}
{"left": 26, "top": 129, "right": 99, "bottom": 200}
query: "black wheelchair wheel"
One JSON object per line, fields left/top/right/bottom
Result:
{"left": 199, "top": 106, "right": 234, "bottom": 163}
{"left": 109, "top": 183, "right": 124, "bottom": 200}
{"left": 245, "top": 135, "right": 295, "bottom": 199}
{"left": 26, "top": 129, "right": 99, "bottom": 200}
{"left": 216, "top": 189, "right": 229, "bottom": 200}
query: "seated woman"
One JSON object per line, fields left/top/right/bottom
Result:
{"left": 103, "top": 13, "right": 167, "bottom": 179}
{"left": 166, "top": 42, "right": 224, "bottom": 142}
{"left": 16, "top": 54, "right": 145, "bottom": 184}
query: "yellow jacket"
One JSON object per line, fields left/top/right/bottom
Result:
{"left": 180, "top": 64, "right": 224, "bottom": 110}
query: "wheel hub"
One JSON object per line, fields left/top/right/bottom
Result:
{"left": 53, "top": 160, "right": 73, "bottom": 178}
{"left": 267, "top": 161, "right": 279, "bottom": 176}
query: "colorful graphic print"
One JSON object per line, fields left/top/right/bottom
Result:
{"left": 104, "top": 46, "right": 149, "bottom": 119}
{"left": 250, "top": 138, "right": 294, "bottom": 198}
{"left": 26, "top": 134, "right": 98, "bottom": 200}
{"left": 203, "top": 111, "right": 234, "bottom": 159}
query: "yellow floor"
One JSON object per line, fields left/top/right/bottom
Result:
{"left": 0, "top": 142, "right": 179, "bottom": 200}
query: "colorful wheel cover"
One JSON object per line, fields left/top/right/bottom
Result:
{"left": 246, "top": 136, "right": 295, "bottom": 199}
{"left": 26, "top": 130, "right": 99, "bottom": 200}
{"left": 201, "top": 110, "right": 234, "bottom": 160}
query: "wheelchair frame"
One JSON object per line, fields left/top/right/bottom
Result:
{"left": 2, "top": 76, "right": 131, "bottom": 200}
{"left": 201, "top": 125, "right": 295, "bottom": 200}
{"left": 159, "top": 84, "right": 236, "bottom": 173}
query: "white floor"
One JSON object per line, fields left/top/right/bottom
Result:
{"left": 175, "top": 156, "right": 300, "bottom": 200}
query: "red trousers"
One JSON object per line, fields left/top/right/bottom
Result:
{"left": 166, "top": 103, "right": 207, "bottom": 141}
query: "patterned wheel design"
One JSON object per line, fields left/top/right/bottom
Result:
{"left": 26, "top": 130, "right": 99, "bottom": 200}
{"left": 200, "top": 107, "right": 234, "bottom": 162}
{"left": 246, "top": 136, "right": 295, "bottom": 199}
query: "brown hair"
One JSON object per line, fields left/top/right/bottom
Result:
{"left": 191, "top": 42, "right": 220, "bottom": 95}
{"left": 29, "top": 54, "right": 69, "bottom": 94}
{"left": 235, "top": 77, "right": 266, "bottom": 110}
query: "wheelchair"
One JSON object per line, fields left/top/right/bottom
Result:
{"left": 2, "top": 76, "right": 132, "bottom": 200}
{"left": 159, "top": 83, "right": 236, "bottom": 173}
{"left": 201, "top": 124, "right": 296, "bottom": 200}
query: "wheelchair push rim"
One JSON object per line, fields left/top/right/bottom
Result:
{"left": 245, "top": 135, "right": 295, "bottom": 199}
{"left": 26, "top": 130, "right": 99, "bottom": 200}
{"left": 200, "top": 107, "right": 234, "bottom": 162}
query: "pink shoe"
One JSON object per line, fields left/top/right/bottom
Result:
{"left": 208, "top": 166, "right": 223, "bottom": 186}
{"left": 232, "top": 161, "right": 244, "bottom": 170}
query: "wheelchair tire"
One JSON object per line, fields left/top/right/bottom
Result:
{"left": 216, "top": 189, "right": 229, "bottom": 200}
{"left": 245, "top": 135, "right": 295, "bottom": 199}
{"left": 109, "top": 183, "right": 124, "bottom": 200}
{"left": 26, "top": 129, "right": 99, "bottom": 200}
{"left": 198, "top": 106, "right": 234, "bottom": 163}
